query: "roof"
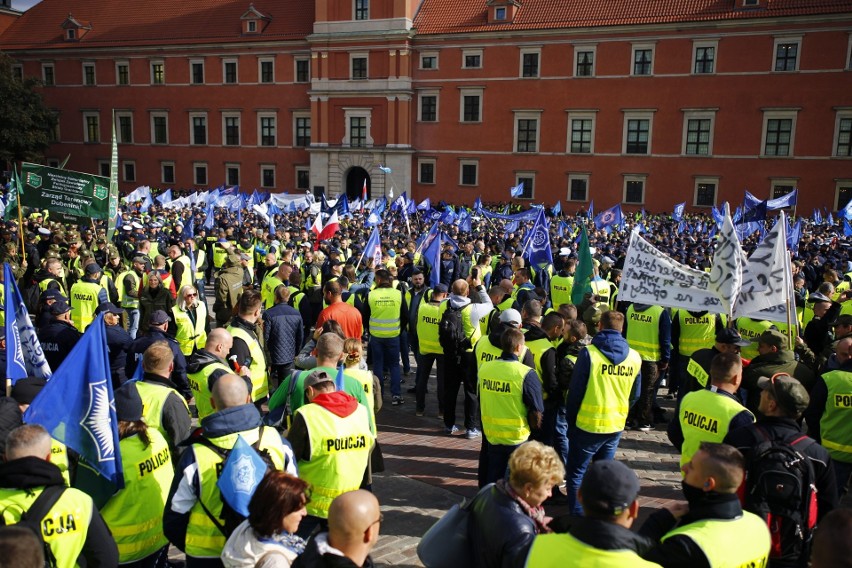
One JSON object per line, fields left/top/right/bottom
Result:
{"left": 0, "top": 0, "right": 315, "bottom": 50}
{"left": 412, "top": 0, "right": 852, "bottom": 35}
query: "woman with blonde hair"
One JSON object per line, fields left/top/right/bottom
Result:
{"left": 343, "top": 338, "right": 381, "bottom": 417}
{"left": 170, "top": 285, "right": 209, "bottom": 355}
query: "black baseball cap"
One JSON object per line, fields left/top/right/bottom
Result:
{"left": 715, "top": 328, "right": 750, "bottom": 347}
{"left": 579, "top": 460, "right": 640, "bottom": 516}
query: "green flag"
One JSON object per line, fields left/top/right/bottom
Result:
{"left": 571, "top": 224, "right": 594, "bottom": 305}
{"left": 4, "top": 165, "right": 21, "bottom": 222}
{"left": 107, "top": 112, "right": 120, "bottom": 241}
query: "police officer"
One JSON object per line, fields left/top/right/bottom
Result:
{"left": 415, "top": 284, "right": 447, "bottom": 417}
{"left": 186, "top": 328, "right": 237, "bottom": 421}
{"left": 681, "top": 328, "right": 750, "bottom": 399}
{"left": 477, "top": 328, "right": 544, "bottom": 487}
{"left": 69, "top": 263, "right": 108, "bottom": 332}
{"left": 0, "top": 424, "right": 118, "bottom": 567}
{"left": 168, "top": 245, "right": 192, "bottom": 297}
{"left": 37, "top": 299, "right": 82, "bottom": 372}
{"left": 125, "top": 309, "right": 191, "bottom": 399}
{"left": 549, "top": 256, "right": 574, "bottom": 310}
{"left": 228, "top": 289, "right": 269, "bottom": 404}
{"left": 365, "top": 269, "right": 408, "bottom": 405}
{"left": 34, "top": 256, "right": 67, "bottom": 296}
{"left": 624, "top": 303, "right": 671, "bottom": 431}
{"left": 736, "top": 316, "right": 773, "bottom": 360}
{"left": 116, "top": 255, "right": 146, "bottom": 340}
{"left": 96, "top": 302, "right": 131, "bottom": 388}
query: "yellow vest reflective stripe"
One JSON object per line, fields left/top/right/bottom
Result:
{"left": 50, "top": 439, "right": 71, "bottom": 486}
{"left": 478, "top": 359, "right": 532, "bottom": 445}
{"left": 172, "top": 304, "right": 208, "bottom": 356}
{"left": 116, "top": 270, "right": 140, "bottom": 308}
{"left": 39, "top": 277, "right": 67, "bottom": 297}
{"left": 736, "top": 318, "right": 772, "bottom": 360}
{"left": 687, "top": 358, "right": 710, "bottom": 388}
{"left": 550, "top": 274, "right": 574, "bottom": 308}
{"left": 195, "top": 249, "right": 207, "bottom": 279}
{"left": 661, "top": 513, "right": 770, "bottom": 567}
{"left": 527, "top": 532, "right": 662, "bottom": 568}
{"left": 173, "top": 255, "right": 191, "bottom": 293}
{"left": 187, "top": 427, "right": 288, "bottom": 557}
{"left": 70, "top": 281, "right": 101, "bottom": 332}
{"left": 346, "top": 368, "right": 376, "bottom": 419}
{"left": 227, "top": 325, "right": 269, "bottom": 400}
{"left": 188, "top": 360, "right": 231, "bottom": 420}
{"left": 101, "top": 431, "right": 173, "bottom": 562}
{"left": 577, "top": 345, "right": 641, "bottom": 434}
{"left": 0, "top": 486, "right": 93, "bottom": 568}
{"left": 136, "top": 380, "right": 190, "bottom": 441}
{"left": 296, "top": 403, "right": 374, "bottom": 519}
{"left": 416, "top": 303, "right": 442, "bottom": 355}
{"left": 678, "top": 389, "right": 754, "bottom": 467}
{"left": 677, "top": 312, "right": 716, "bottom": 356}
{"left": 819, "top": 369, "right": 852, "bottom": 462}
{"left": 438, "top": 301, "right": 481, "bottom": 352}
{"left": 626, "top": 305, "right": 664, "bottom": 361}
{"left": 261, "top": 273, "right": 284, "bottom": 309}
{"left": 368, "top": 288, "right": 402, "bottom": 338}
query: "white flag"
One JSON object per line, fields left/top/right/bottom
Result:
{"left": 733, "top": 212, "right": 792, "bottom": 323}
{"left": 708, "top": 204, "right": 743, "bottom": 318}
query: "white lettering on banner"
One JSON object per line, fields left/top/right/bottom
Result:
{"left": 708, "top": 210, "right": 743, "bottom": 318}
{"left": 733, "top": 212, "right": 793, "bottom": 323}
{"left": 618, "top": 231, "right": 724, "bottom": 313}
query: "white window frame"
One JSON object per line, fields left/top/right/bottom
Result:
{"left": 681, "top": 110, "right": 716, "bottom": 156}
{"left": 462, "top": 49, "right": 483, "bottom": 69}
{"left": 567, "top": 110, "right": 597, "bottom": 154}
{"left": 622, "top": 110, "right": 655, "bottom": 155}
{"left": 150, "top": 112, "right": 169, "bottom": 145}
{"left": 420, "top": 52, "right": 438, "bottom": 70}
{"left": 293, "top": 112, "right": 311, "bottom": 148}
{"left": 342, "top": 108, "right": 373, "bottom": 147}
{"left": 82, "top": 111, "right": 100, "bottom": 143}
{"left": 189, "top": 112, "right": 208, "bottom": 146}
{"left": 258, "top": 57, "right": 275, "bottom": 83}
{"left": 122, "top": 160, "right": 136, "bottom": 183}
{"left": 418, "top": 158, "right": 436, "bottom": 185}
{"left": 115, "top": 111, "right": 134, "bottom": 144}
{"left": 692, "top": 40, "right": 718, "bottom": 75}
{"left": 693, "top": 177, "right": 719, "bottom": 208}
{"left": 761, "top": 109, "right": 798, "bottom": 157}
{"left": 222, "top": 112, "right": 241, "bottom": 147}
{"left": 832, "top": 108, "right": 852, "bottom": 158}
{"left": 623, "top": 175, "right": 647, "bottom": 205}
{"left": 847, "top": 34, "right": 852, "bottom": 70}
{"left": 189, "top": 59, "right": 205, "bottom": 85}
{"left": 350, "top": 53, "right": 368, "bottom": 80}
{"left": 193, "top": 162, "right": 208, "bottom": 186}
{"left": 773, "top": 36, "right": 802, "bottom": 72}
{"left": 150, "top": 60, "right": 165, "bottom": 85}
{"left": 519, "top": 48, "right": 541, "bottom": 78}
{"left": 459, "top": 88, "right": 483, "bottom": 123}
{"left": 161, "top": 161, "right": 175, "bottom": 185}
{"left": 294, "top": 57, "right": 310, "bottom": 83}
{"left": 418, "top": 90, "right": 439, "bottom": 123}
{"left": 459, "top": 160, "right": 479, "bottom": 187}
{"left": 567, "top": 173, "right": 590, "bottom": 202}
{"left": 769, "top": 179, "right": 797, "bottom": 202}
{"left": 247, "top": 20, "right": 257, "bottom": 33}
{"left": 631, "top": 44, "right": 655, "bottom": 76}
{"left": 97, "top": 160, "right": 110, "bottom": 178}
{"left": 513, "top": 110, "right": 542, "bottom": 153}
{"left": 495, "top": 6, "right": 507, "bottom": 20}
{"left": 295, "top": 167, "right": 310, "bottom": 191}
{"left": 573, "top": 45, "right": 597, "bottom": 77}
{"left": 222, "top": 58, "right": 238, "bottom": 84}
{"left": 835, "top": 180, "right": 852, "bottom": 210}
{"left": 82, "top": 62, "right": 96, "bottom": 86}
{"left": 353, "top": 0, "right": 369, "bottom": 21}
{"left": 115, "top": 60, "right": 130, "bottom": 86}
{"left": 225, "top": 163, "right": 241, "bottom": 187}
{"left": 514, "top": 172, "right": 536, "bottom": 200}
{"left": 260, "top": 165, "right": 276, "bottom": 189}
{"left": 257, "top": 112, "right": 277, "bottom": 147}
{"left": 41, "top": 63, "right": 55, "bottom": 86}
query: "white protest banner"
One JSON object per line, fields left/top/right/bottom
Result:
{"left": 708, "top": 205, "right": 743, "bottom": 318}
{"left": 733, "top": 212, "right": 793, "bottom": 323}
{"left": 619, "top": 230, "right": 723, "bottom": 312}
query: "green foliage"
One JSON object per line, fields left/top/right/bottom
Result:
{"left": 0, "top": 53, "right": 57, "bottom": 165}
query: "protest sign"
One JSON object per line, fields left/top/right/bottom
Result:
{"left": 21, "top": 163, "right": 112, "bottom": 219}
{"left": 733, "top": 213, "right": 793, "bottom": 323}
{"left": 708, "top": 207, "right": 743, "bottom": 317}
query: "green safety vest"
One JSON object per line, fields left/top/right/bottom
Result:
{"left": 438, "top": 301, "right": 481, "bottom": 352}
{"left": 576, "top": 345, "right": 641, "bottom": 434}
{"left": 590, "top": 278, "right": 612, "bottom": 308}
{"left": 819, "top": 369, "right": 852, "bottom": 462}
{"left": 626, "top": 304, "right": 664, "bottom": 361}
{"left": 213, "top": 244, "right": 231, "bottom": 269}
{"left": 678, "top": 389, "right": 754, "bottom": 467}
{"left": 0, "top": 485, "right": 93, "bottom": 568}
{"left": 526, "top": 336, "right": 555, "bottom": 399}
{"left": 497, "top": 296, "right": 515, "bottom": 312}
{"left": 478, "top": 359, "right": 532, "bottom": 446}
{"left": 237, "top": 244, "right": 255, "bottom": 271}
{"left": 50, "top": 439, "right": 71, "bottom": 486}
{"left": 676, "top": 311, "right": 717, "bottom": 356}
{"left": 116, "top": 270, "right": 140, "bottom": 309}
{"left": 527, "top": 532, "right": 662, "bottom": 567}
{"left": 38, "top": 277, "right": 67, "bottom": 297}
{"left": 416, "top": 302, "right": 443, "bottom": 355}
{"left": 195, "top": 249, "right": 207, "bottom": 280}
{"left": 661, "top": 513, "right": 770, "bottom": 567}
{"left": 172, "top": 304, "right": 208, "bottom": 356}
{"left": 296, "top": 403, "right": 374, "bottom": 519}
{"left": 187, "top": 427, "right": 288, "bottom": 558}
{"left": 346, "top": 368, "right": 376, "bottom": 420}
{"left": 172, "top": 255, "right": 191, "bottom": 294}
{"left": 367, "top": 287, "right": 403, "bottom": 338}
{"left": 736, "top": 318, "right": 772, "bottom": 360}
{"left": 228, "top": 325, "right": 269, "bottom": 400}
{"left": 188, "top": 359, "right": 231, "bottom": 420}
{"left": 550, "top": 274, "right": 574, "bottom": 309}
{"left": 101, "top": 430, "right": 173, "bottom": 563}
{"left": 136, "top": 380, "right": 190, "bottom": 442}
{"left": 148, "top": 241, "right": 160, "bottom": 261}
{"left": 261, "top": 272, "right": 283, "bottom": 310}
{"left": 69, "top": 280, "right": 101, "bottom": 332}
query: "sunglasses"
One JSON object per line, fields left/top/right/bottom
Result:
{"left": 185, "top": 293, "right": 197, "bottom": 298}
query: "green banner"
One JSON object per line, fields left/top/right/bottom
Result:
{"left": 20, "top": 163, "right": 111, "bottom": 219}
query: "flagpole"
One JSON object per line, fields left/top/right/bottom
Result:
{"left": 15, "top": 168, "right": 24, "bottom": 258}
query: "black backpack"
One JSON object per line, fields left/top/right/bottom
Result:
{"left": 744, "top": 427, "right": 818, "bottom": 565}
{"left": 0, "top": 485, "right": 64, "bottom": 568}
{"left": 439, "top": 304, "right": 470, "bottom": 359}
{"left": 193, "top": 426, "right": 278, "bottom": 538}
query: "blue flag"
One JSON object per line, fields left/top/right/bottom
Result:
{"left": 551, "top": 201, "right": 562, "bottom": 216}
{"left": 24, "top": 315, "right": 123, "bottom": 488}
{"left": 217, "top": 435, "right": 269, "bottom": 518}
{"left": 509, "top": 182, "right": 524, "bottom": 198}
{"left": 155, "top": 189, "right": 172, "bottom": 204}
{"left": 712, "top": 205, "right": 724, "bottom": 227}
{"left": 587, "top": 200, "right": 594, "bottom": 220}
{"left": 362, "top": 227, "right": 382, "bottom": 269}
{"left": 378, "top": 165, "right": 393, "bottom": 174}
{"left": 184, "top": 215, "right": 195, "bottom": 239}
{"left": 473, "top": 197, "right": 482, "bottom": 213}
{"left": 268, "top": 212, "right": 277, "bottom": 237}
{"left": 525, "top": 208, "right": 553, "bottom": 269}
{"left": 594, "top": 204, "right": 623, "bottom": 230}
{"left": 335, "top": 365, "right": 346, "bottom": 391}
{"left": 140, "top": 193, "right": 154, "bottom": 213}
{"left": 813, "top": 209, "right": 822, "bottom": 224}
{"left": 459, "top": 213, "right": 472, "bottom": 233}
{"left": 5, "top": 263, "right": 52, "bottom": 382}
{"left": 203, "top": 203, "right": 215, "bottom": 230}
{"left": 417, "top": 198, "right": 431, "bottom": 211}
{"left": 828, "top": 212, "right": 836, "bottom": 226}
{"left": 740, "top": 200, "right": 767, "bottom": 224}
{"left": 787, "top": 219, "right": 802, "bottom": 249}
{"left": 673, "top": 202, "right": 685, "bottom": 222}
{"left": 422, "top": 225, "right": 442, "bottom": 287}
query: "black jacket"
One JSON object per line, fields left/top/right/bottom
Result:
{"left": 468, "top": 483, "right": 537, "bottom": 568}
{"left": 292, "top": 533, "right": 375, "bottom": 568}
{"left": 186, "top": 350, "right": 232, "bottom": 393}
{"left": 133, "top": 373, "right": 192, "bottom": 462}
{"left": 263, "top": 302, "right": 305, "bottom": 365}
{"left": 104, "top": 323, "right": 131, "bottom": 388}
{"left": 523, "top": 324, "right": 559, "bottom": 400}
{"left": 125, "top": 329, "right": 190, "bottom": 398}
{"left": 550, "top": 516, "right": 656, "bottom": 557}
{"left": 38, "top": 319, "right": 82, "bottom": 371}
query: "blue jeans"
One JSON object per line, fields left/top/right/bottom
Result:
{"left": 371, "top": 335, "right": 402, "bottom": 397}
{"left": 125, "top": 308, "right": 140, "bottom": 340}
{"left": 566, "top": 428, "right": 623, "bottom": 516}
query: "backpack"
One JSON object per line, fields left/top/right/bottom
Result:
{"left": 0, "top": 485, "right": 64, "bottom": 568}
{"left": 743, "top": 427, "right": 818, "bottom": 565}
{"left": 439, "top": 304, "right": 470, "bottom": 358}
{"left": 193, "top": 426, "right": 278, "bottom": 538}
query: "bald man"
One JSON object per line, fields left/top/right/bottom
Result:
{"left": 293, "top": 490, "right": 381, "bottom": 568}
{"left": 164, "top": 374, "right": 297, "bottom": 565}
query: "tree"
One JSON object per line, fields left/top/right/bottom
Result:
{"left": 0, "top": 52, "right": 57, "bottom": 169}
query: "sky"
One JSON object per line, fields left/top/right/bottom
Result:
{"left": 13, "top": 0, "right": 41, "bottom": 10}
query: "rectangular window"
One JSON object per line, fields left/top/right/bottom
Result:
{"left": 152, "top": 114, "right": 168, "bottom": 145}
{"left": 162, "top": 162, "right": 175, "bottom": 184}
{"left": 123, "top": 161, "right": 136, "bottom": 182}
{"left": 260, "top": 59, "right": 274, "bottom": 83}
{"left": 515, "top": 175, "right": 534, "bottom": 199}
{"left": 461, "top": 92, "right": 482, "bottom": 122}
{"left": 774, "top": 40, "right": 800, "bottom": 72}
{"left": 771, "top": 183, "right": 795, "bottom": 200}
{"left": 226, "top": 165, "right": 240, "bottom": 187}
{"left": 83, "top": 63, "right": 96, "bottom": 86}
{"left": 836, "top": 183, "right": 852, "bottom": 210}
{"left": 295, "top": 116, "right": 311, "bottom": 147}
{"left": 625, "top": 118, "right": 650, "bottom": 154}
{"left": 194, "top": 164, "right": 208, "bottom": 186}
{"left": 624, "top": 178, "right": 645, "bottom": 204}
{"left": 516, "top": 118, "right": 539, "bottom": 153}
{"left": 191, "top": 114, "right": 207, "bottom": 145}
{"left": 295, "top": 59, "right": 310, "bottom": 83}
{"left": 463, "top": 51, "right": 482, "bottom": 69}
{"left": 460, "top": 162, "right": 478, "bottom": 186}
{"left": 421, "top": 54, "right": 437, "bottom": 70}
{"left": 570, "top": 118, "right": 593, "bottom": 154}
{"left": 150, "top": 61, "right": 164, "bottom": 84}
{"left": 11, "top": 64, "right": 23, "bottom": 81}
{"left": 694, "top": 46, "right": 716, "bottom": 74}
{"left": 351, "top": 56, "right": 367, "bottom": 80}
{"left": 224, "top": 116, "right": 240, "bottom": 146}
{"left": 632, "top": 47, "right": 653, "bottom": 76}
{"left": 575, "top": 49, "right": 595, "bottom": 77}
{"left": 84, "top": 113, "right": 99, "bottom": 143}
{"left": 764, "top": 118, "right": 793, "bottom": 156}
{"left": 419, "top": 159, "right": 435, "bottom": 184}
{"left": 116, "top": 62, "right": 129, "bottom": 85}
{"left": 98, "top": 161, "right": 110, "bottom": 178}
{"left": 260, "top": 115, "right": 276, "bottom": 146}
{"left": 261, "top": 167, "right": 275, "bottom": 188}
{"left": 419, "top": 94, "right": 437, "bottom": 122}
{"left": 117, "top": 114, "right": 133, "bottom": 143}
{"left": 223, "top": 60, "right": 238, "bottom": 84}
{"left": 42, "top": 64, "right": 55, "bottom": 86}
{"left": 568, "top": 175, "right": 589, "bottom": 202}
{"left": 350, "top": 117, "right": 366, "bottom": 147}
{"left": 354, "top": 0, "right": 369, "bottom": 20}
{"left": 836, "top": 116, "right": 852, "bottom": 157}
{"left": 495, "top": 7, "right": 506, "bottom": 20}
{"left": 694, "top": 180, "right": 717, "bottom": 207}
{"left": 685, "top": 118, "right": 712, "bottom": 155}
{"left": 190, "top": 61, "right": 204, "bottom": 85}
{"left": 521, "top": 51, "right": 540, "bottom": 78}
{"left": 296, "top": 168, "right": 310, "bottom": 190}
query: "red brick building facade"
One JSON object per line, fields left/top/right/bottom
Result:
{"left": 2, "top": 0, "right": 851, "bottom": 212}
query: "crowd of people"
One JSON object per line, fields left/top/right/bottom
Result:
{"left": 0, "top": 190, "right": 851, "bottom": 568}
